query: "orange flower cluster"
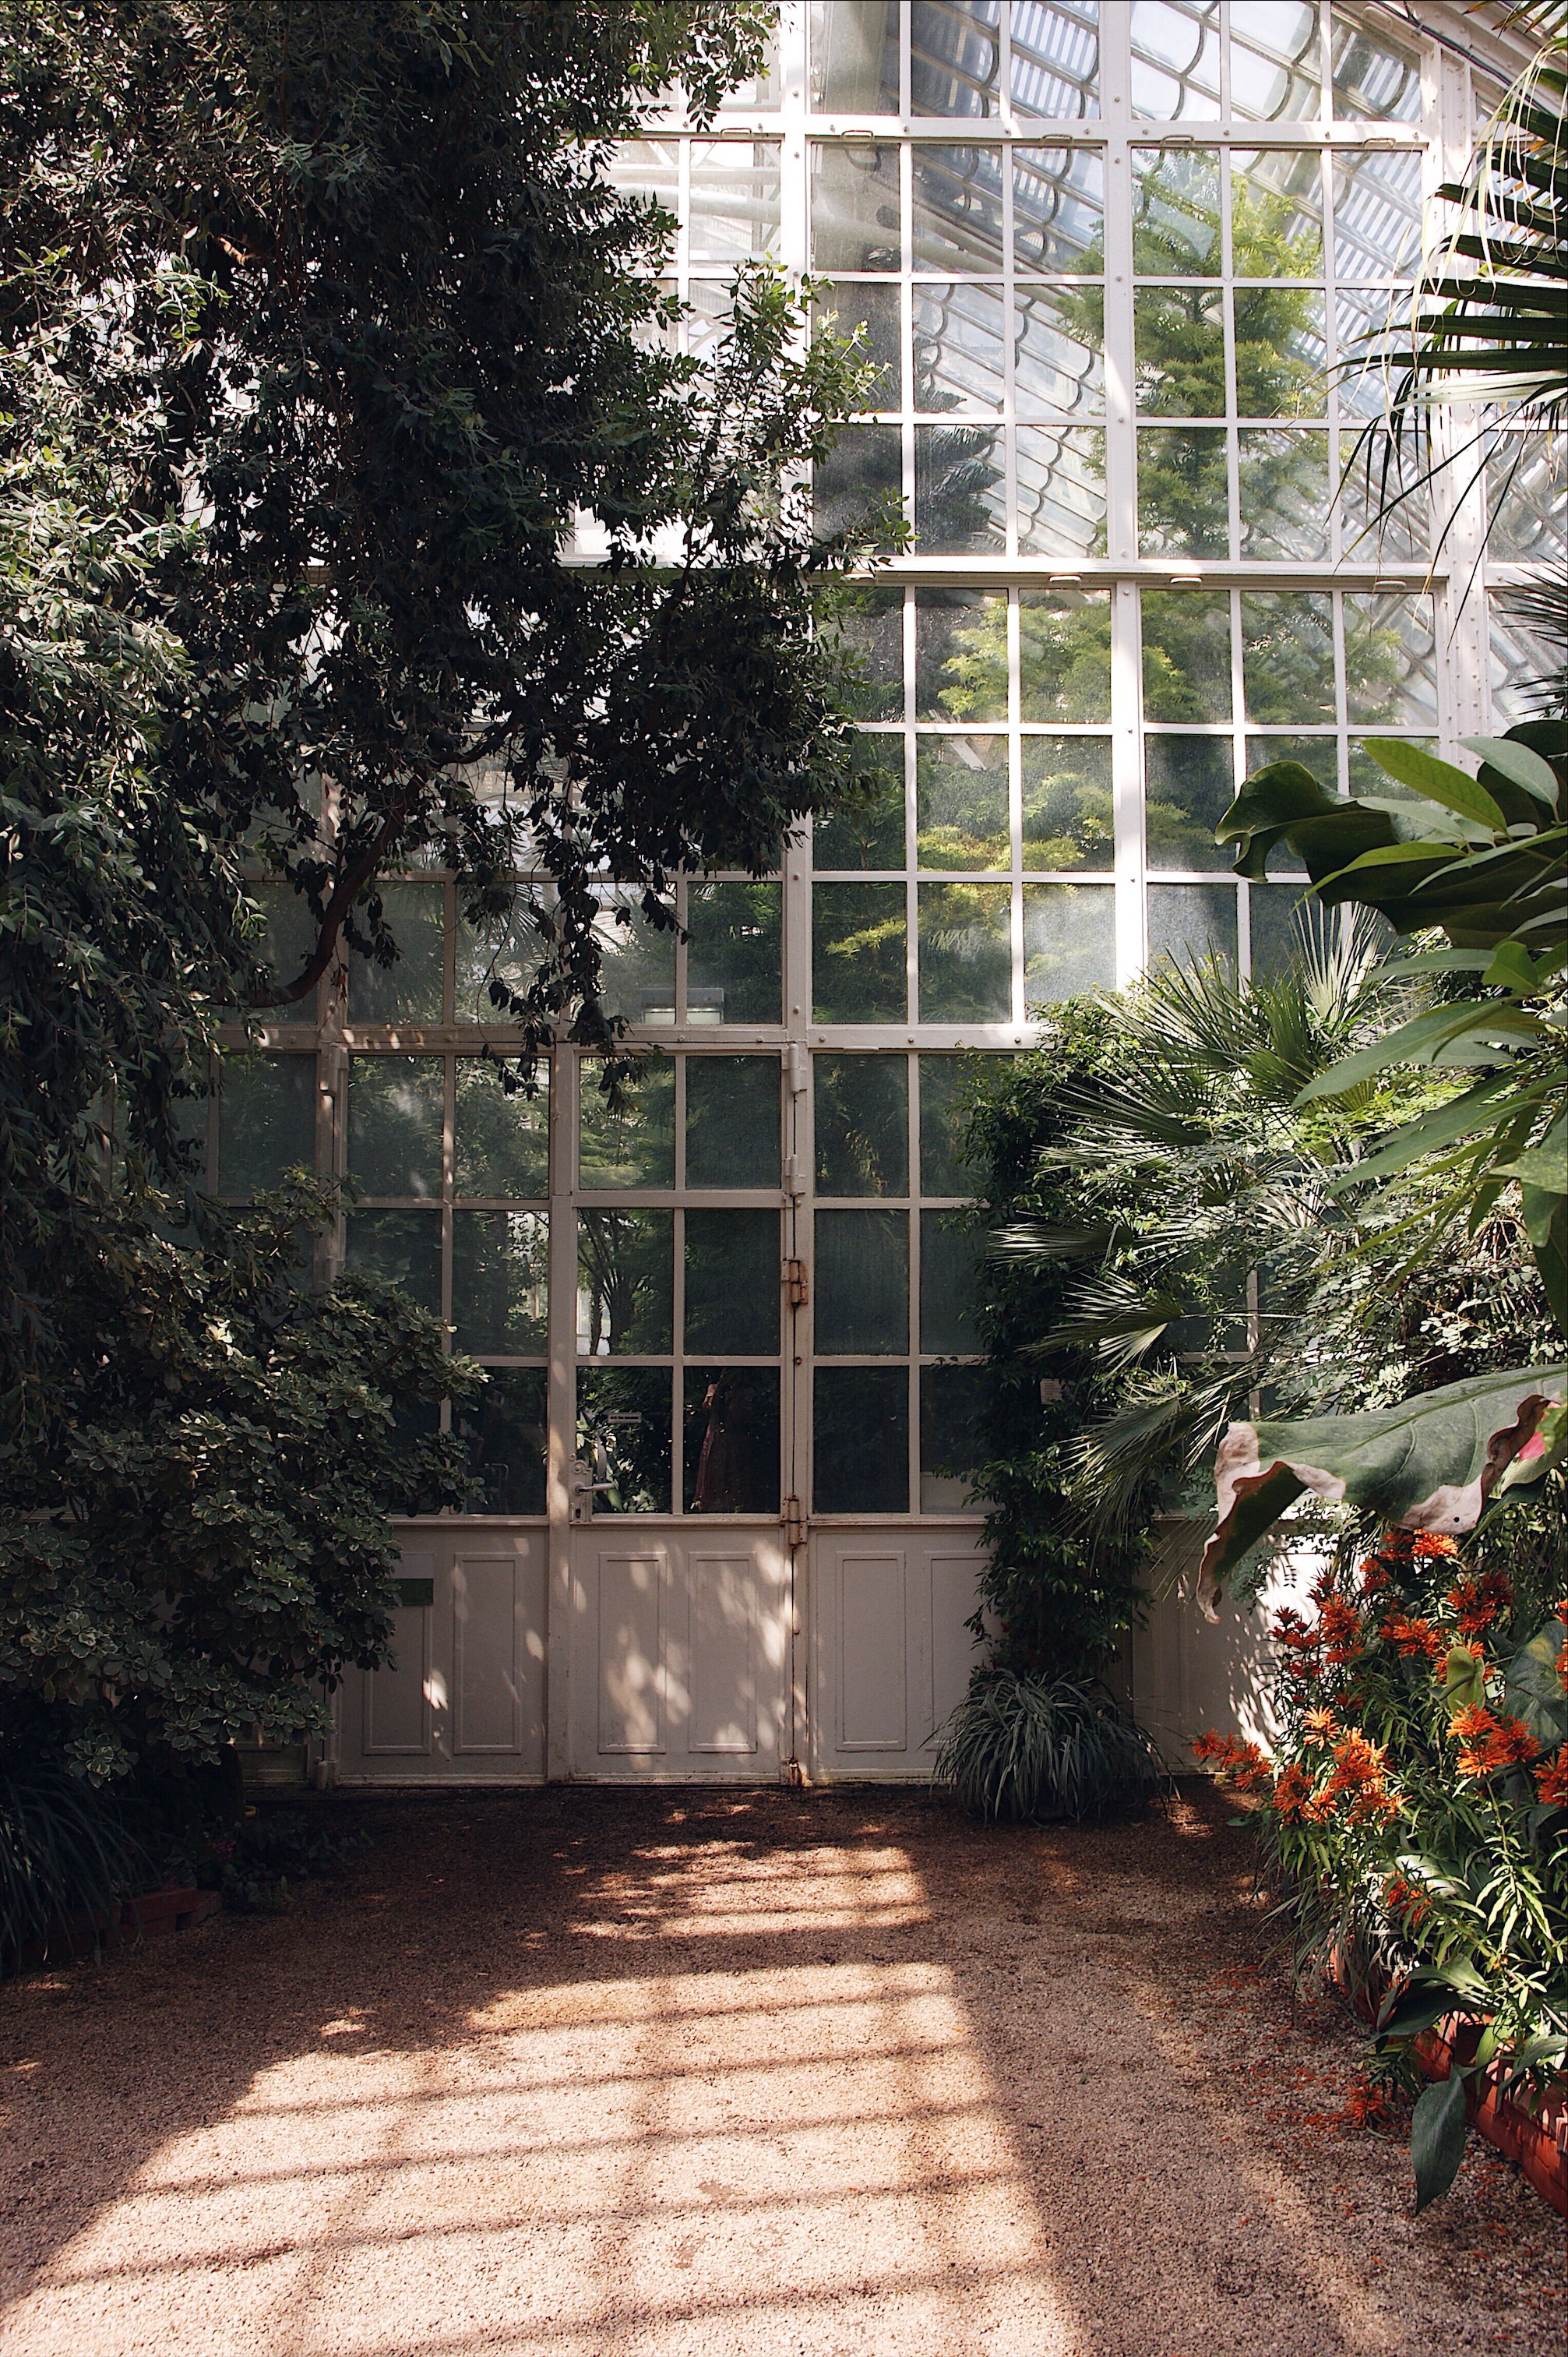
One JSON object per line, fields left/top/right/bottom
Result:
{"left": 1305, "top": 1729, "right": 1400, "bottom": 1826}
{"left": 1445, "top": 1567, "right": 1513, "bottom": 1638}
{"left": 1193, "top": 1729, "right": 1272, "bottom": 1788}
{"left": 1450, "top": 1704, "right": 1539, "bottom": 1778}
{"left": 1380, "top": 1611, "right": 1444, "bottom": 1663}
{"left": 1554, "top": 1600, "right": 1568, "bottom": 1695}
{"left": 1535, "top": 1747, "right": 1568, "bottom": 1808}
{"left": 1302, "top": 1706, "right": 1339, "bottom": 1738}
{"left": 1382, "top": 1872, "right": 1432, "bottom": 1929}
{"left": 1318, "top": 1597, "right": 1362, "bottom": 1666}
{"left": 1358, "top": 1554, "right": 1394, "bottom": 1598}
{"left": 1272, "top": 1760, "right": 1313, "bottom": 1820}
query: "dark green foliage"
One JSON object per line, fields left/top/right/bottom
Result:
{"left": 0, "top": 1738, "right": 142, "bottom": 1965}
{"left": 210, "top": 1807, "right": 370, "bottom": 1914}
{"left": 933, "top": 1671, "right": 1165, "bottom": 1822}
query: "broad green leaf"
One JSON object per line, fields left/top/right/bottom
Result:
{"left": 1296, "top": 1004, "right": 1538, "bottom": 1101}
{"left": 1358, "top": 739, "right": 1510, "bottom": 834}
{"left": 1461, "top": 736, "right": 1561, "bottom": 809}
{"left": 1482, "top": 941, "right": 1540, "bottom": 993}
{"left": 1517, "top": 1186, "right": 1567, "bottom": 1334}
{"left": 1440, "top": 1640, "right": 1487, "bottom": 1715}
{"left": 1496, "top": 1110, "right": 1568, "bottom": 1195}
{"left": 1327, "top": 1073, "right": 1519, "bottom": 1187}
{"left": 1503, "top": 1618, "right": 1568, "bottom": 1749}
{"left": 1411, "top": 2071, "right": 1469, "bottom": 2212}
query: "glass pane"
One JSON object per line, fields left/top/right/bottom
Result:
{"left": 1135, "top": 287, "right": 1224, "bottom": 416}
{"left": 1346, "top": 738, "right": 1436, "bottom": 801}
{"left": 917, "top": 590, "right": 1007, "bottom": 724}
{"left": 1486, "top": 436, "right": 1566, "bottom": 568}
{"left": 1489, "top": 599, "right": 1566, "bottom": 726}
{"left": 1231, "top": 146, "right": 1324, "bottom": 270}
{"left": 916, "top": 735, "right": 1009, "bottom": 870}
{"left": 921, "top": 1362, "right": 987, "bottom": 1511}
{"left": 606, "top": 139, "right": 679, "bottom": 217}
{"left": 577, "top": 1209, "right": 674, "bottom": 1354}
{"left": 452, "top": 1211, "right": 549, "bottom": 1356}
{"left": 688, "top": 139, "right": 781, "bottom": 264}
{"left": 1014, "top": 283, "right": 1104, "bottom": 415}
{"left": 241, "top": 881, "right": 319, "bottom": 1008}
{"left": 814, "top": 425, "right": 904, "bottom": 544}
{"left": 577, "top": 1368, "right": 672, "bottom": 1515}
{"left": 1014, "top": 426, "right": 1108, "bottom": 556}
{"left": 1143, "top": 591, "right": 1232, "bottom": 722}
{"left": 455, "top": 1368, "right": 547, "bottom": 1517}
{"left": 1137, "top": 426, "right": 1229, "bottom": 556}
{"left": 1237, "top": 429, "right": 1331, "bottom": 558}
{"left": 810, "top": 4, "right": 899, "bottom": 115}
{"left": 911, "top": 143, "right": 1006, "bottom": 273}
{"left": 815, "top": 739, "right": 906, "bottom": 871}
{"left": 1235, "top": 288, "right": 1327, "bottom": 418}
{"left": 813, "top": 281, "right": 902, "bottom": 411}
{"left": 910, "top": 2, "right": 1002, "bottom": 118}
{"left": 217, "top": 1056, "right": 315, "bottom": 1197}
{"left": 1330, "top": 150, "right": 1422, "bottom": 278}
{"left": 453, "top": 1060, "right": 548, "bottom": 1198}
{"left": 345, "top": 881, "right": 446, "bottom": 1025}
{"left": 1023, "top": 883, "right": 1115, "bottom": 1001}
{"left": 918, "top": 881, "right": 1012, "bottom": 1020}
{"left": 814, "top": 883, "right": 908, "bottom": 1021}
{"left": 830, "top": 585, "right": 905, "bottom": 718}
{"left": 345, "top": 1208, "right": 441, "bottom": 1318}
{"left": 1246, "top": 734, "right": 1338, "bottom": 795}
{"left": 1344, "top": 595, "right": 1437, "bottom": 728}
{"left": 814, "top": 1365, "right": 908, "bottom": 1514}
{"left": 591, "top": 891, "right": 677, "bottom": 1028}
{"left": 914, "top": 422, "right": 1005, "bottom": 552}
{"left": 347, "top": 1055, "right": 442, "bottom": 1197}
{"left": 683, "top": 1369, "right": 780, "bottom": 1515}
{"left": 1132, "top": 147, "right": 1221, "bottom": 272}
{"left": 686, "top": 881, "right": 783, "bottom": 1025}
{"left": 1147, "top": 883, "right": 1238, "bottom": 972}
{"left": 455, "top": 892, "right": 553, "bottom": 1024}
{"left": 579, "top": 1058, "right": 675, "bottom": 1190}
{"left": 810, "top": 141, "right": 901, "bottom": 270}
{"left": 1020, "top": 737, "right": 1114, "bottom": 870}
{"left": 1249, "top": 884, "right": 1320, "bottom": 979}
{"left": 1013, "top": 144, "right": 1105, "bottom": 266}
{"left": 1145, "top": 737, "right": 1234, "bottom": 871}
{"left": 685, "top": 1210, "right": 780, "bottom": 1355}
{"left": 920, "top": 1054, "right": 997, "bottom": 1195}
{"left": 913, "top": 281, "right": 1006, "bottom": 411}
{"left": 1330, "top": 13, "right": 1421, "bottom": 122}
{"left": 1229, "top": 6, "right": 1321, "bottom": 123}
{"left": 816, "top": 1053, "right": 910, "bottom": 1197}
{"left": 1130, "top": 3, "right": 1221, "bottom": 122}
{"left": 685, "top": 1057, "right": 780, "bottom": 1190}
{"left": 816, "top": 1209, "right": 909, "bottom": 1353}
{"left": 1020, "top": 589, "right": 1112, "bottom": 721}
{"left": 1242, "top": 591, "right": 1335, "bottom": 725}
{"left": 1337, "top": 436, "right": 1428, "bottom": 563}
{"left": 921, "top": 1216, "right": 981, "bottom": 1353}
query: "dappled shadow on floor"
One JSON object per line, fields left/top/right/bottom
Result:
{"left": 0, "top": 1788, "right": 1560, "bottom": 2356}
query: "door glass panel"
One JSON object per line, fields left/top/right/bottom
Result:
{"left": 452, "top": 1211, "right": 548, "bottom": 1355}
{"left": 1023, "top": 883, "right": 1115, "bottom": 1001}
{"left": 814, "top": 884, "right": 908, "bottom": 1021}
{"left": 816, "top": 1209, "right": 909, "bottom": 1354}
{"left": 1242, "top": 591, "right": 1336, "bottom": 723}
{"left": 579, "top": 1059, "right": 675, "bottom": 1189}
{"left": 685, "top": 1211, "right": 780, "bottom": 1354}
{"left": 453, "top": 1060, "right": 548, "bottom": 1198}
{"left": 1021, "top": 737, "right": 1114, "bottom": 869}
{"left": 1148, "top": 882, "right": 1238, "bottom": 972}
{"left": 916, "top": 736, "right": 1009, "bottom": 870}
{"left": 683, "top": 1370, "right": 781, "bottom": 1514}
{"left": 1143, "top": 591, "right": 1232, "bottom": 721}
{"left": 917, "top": 590, "right": 1007, "bottom": 723}
{"left": 685, "top": 1058, "right": 780, "bottom": 1190}
{"left": 345, "top": 881, "right": 446, "bottom": 1024}
{"left": 1020, "top": 589, "right": 1112, "bottom": 721}
{"left": 816, "top": 1055, "right": 909, "bottom": 1197}
{"left": 591, "top": 894, "right": 677, "bottom": 1027}
{"left": 1145, "top": 737, "right": 1234, "bottom": 870}
{"left": 686, "top": 882, "right": 783, "bottom": 1025}
{"left": 578, "top": 1370, "right": 673, "bottom": 1514}
{"left": 918, "top": 882, "right": 1012, "bottom": 1020}
{"left": 455, "top": 1369, "right": 548, "bottom": 1515}
{"left": 217, "top": 1056, "right": 315, "bottom": 1197}
{"left": 576, "top": 1211, "right": 674, "bottom": 1354}
{"left": 344, "top": 1209, "right": 441, "bottom": 1317}
{"left": 920, "top": 1364, "right": 986, "bottom": 1511}
{"left": 815, "top": 739, "right": 906, "bottom": 870}
{"left": 918, "top": 1055, "right": 994, "bottom": 1195}
{"left": 347, "top": 1057, "right": 443, "bottom": 1198}
{"left": 814, "top": 1367, "right": 908, "bottom": 1513}
{"left": 920, "top": 1219, "right": 982, "bottom": 1353}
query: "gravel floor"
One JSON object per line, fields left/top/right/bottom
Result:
{"left": 0, "top": 1782, "right": 1563, "bottom": 2357}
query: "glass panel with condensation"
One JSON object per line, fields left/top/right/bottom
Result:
{"left": 814, "top": 1364, "right": 909, "bottom": 1513}
{"left": 1021, "top": 736, "right": 1115, "bottom": 870}
{"left": 809, "top": 2, "right": 899, "bottom": 115}
{"left": 344, "top": 1208, "right": 442, "bottom": 1318}
{"left": 816, "top": 1053, "right": 910, "bottom": 1197}
{"left": 919, "top": 1053, "right": 999, "bottom": 1196}
{"left": 454, "top": 1368, "right": 547, "bottom": 1515}
{"left": 1015, "top": 427, "right": 1107, "bottom": 556}
{"left": 217, "top": 1055, "right": 315, "bottom": 1198}
{"left": 1238, "top": 430, "right": 1332, "bottom": 559}
{"left": 816, "top": 1208, "right": 909, "bottom": 1354}
{"left": 918, "top": 881, "right": 1012, "bottom": 1020}
{"left": 345, "top": 880, "right": 446, "bottom": 1025}
{"left": 683, "top": 1368, "right": 781, "bottom": 1514}
{"left": 1249, "top": 883, "right": 1318, "bottom": 979}
{"left": 1147, "top": 882, "right": 1239, "bottom": 974}
{"left": 830, "top": 585, "right": 906, "bottom": 719}
{"left": 452, "top": 1211, "right": 549, "bottom": 1356}
{"left": 917, "top": 590, "right": 1007, "bottom": 724}
{"left": 576, "top": 1209, "right": 674, "bottom": 1356}
{"left": 813, "top": 281, "right": 903, "bottom": 411}
{"left": 686, "top": 883, "right": 783, "bottom": 1025}
{"left": 1144, "top": 738, "right": 1235, "bottom": 872}
{"left": 1023, "top": 882, "right": 1116, "bottom": 1002}
{"left": 917, "top": 735, "right": 1009, "bottom": 871}
{"left": 1143, "top": 591, "right": 1232, "bottom": 723}
{"left": 685, "top": 1057, "right": 780, "bottom": 1190}
{"left": 1137, "top": 426, "right": 1229, "bottom": 556}
{"left": 1013, "top": 143, "right": 1105, "bottom": 267}
{"left": 579, "top": 1058, "right": 675, "bottom": 1190}
{"left": 1344, "top": 595, "right": 1437, "bottom": 729}
{"left": 810, "top": 141, "right": 902, "bottom": 270}
{"left": 813, "top": 883, "right": 908, "bottom": 1021}
{"left": 453, "top": 1059, "right": 548, "bottom": 1198}
{"left": 815, "top": 425, "right": 905, "bottom": 542}
{"left": 347, "top": 1055, "right": 443, "bottom": 1198}
{"left": 814, "top": 738, "right": 906, "bottom": 871}
{"left": 911, "top": 144, "right": 1006, "bottom": 273}
{"left": 1246, "top": 733, "right": 1337, "bottom": 797}
{"left": 688, "top": 139, "right": 781, "bottom": 265}
{"left": 685, "top": 1211, "right": 780, "bottom": 1355}
{"left": 577, "top": 1367, "right": 673, "bottom": 1514}
{"left": 921, "top": 1216, "right": 982, "bottom": 1353}
{"left": 920, "top": 1362, "right": 987, "bottom": 1511}
{"left": 1020, "top": 588, "right": 1112, "bottom": 722}
{"left": 915, "top": 422, "right": 1006, "bottom": 552}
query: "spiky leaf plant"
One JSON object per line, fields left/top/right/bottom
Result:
{"left": 934, "top": 1671, "right": 1165, "bottom": 1823}
{"left": 0, "top": 1752, "right": 141, "bottom": 1970}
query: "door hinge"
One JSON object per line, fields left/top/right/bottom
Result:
{"left": 784, "top": 1257, "right": 809, "bottom": 1307}
{"left": 782, "top": 1494, "right": 806, "bottom": 1549}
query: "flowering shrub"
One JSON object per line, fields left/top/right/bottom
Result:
{"left": 1196, "top": 1526, "right": 1568, "bottom": 2207}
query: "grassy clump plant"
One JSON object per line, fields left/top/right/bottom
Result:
{"left": 935, "top": 1671, "right": 1165, "bottom": 1823}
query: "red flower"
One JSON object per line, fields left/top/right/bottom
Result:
{"left": 1411, "top": 1531, "right": 1459, "bottom": 1560}
{"left": 1445, "top": 1568, "right": 1513, "bottom": 1638}
{"left": 1319, "top": 1597, "right": 1362, "bottom": 1666}
{"left": 1535, "top": 1748, "right": 1568, "bottom": 1808}
{"left": 1272, "top": 1762, "right": 1313, "bottom": 1821}
{"left": 1302, "top": 1707, "right": 1338, "bottom": 1739}
{"left": 1381, "top": 1613, "right": 1443, "bottom": 1664}
{"left": 1193, "top": 1730, "right": 1272, "bottom": 1789}
{"left": 1383, "top": 1873, "right": 1432, "bottom": 1929}
{"left": 1450, "top": 1704, "right": 1538, "bottom": 1777}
